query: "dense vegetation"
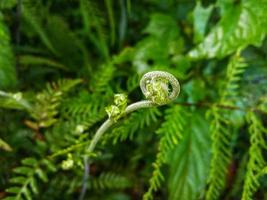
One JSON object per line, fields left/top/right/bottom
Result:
{"left": 0, "top": 0, "right": 267, "bottom": 199}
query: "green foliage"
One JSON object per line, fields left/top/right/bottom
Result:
{"left": 1, "top": 0, "right": 267, "bottom": 200}
{"left": 168, "top": 112, "right": 211, "bottom": 200}
{"left": 108, "top": 108, "right": 161, "bottom": 144}
{"left": 0, "top": 14, "right": 17, "bottom": 89}
{"left": 89, "top": 172, "right": 131, "bottom": 190}
{"left": 5, "top": 158, "right": 56, "bottom": 200}
{"left": 193, "top": 2, "right": 214, "bottom": 43}
{"left": 206, "top": 53, "right": 248, "bottom": 200}
{"left": 22, "top": 0, "right": 57, "bottom": 55}
{"left": 0, "top": 91, "right": 31, "bottom": 110}
{"left": 189, "top": 0, "right": 267, "bottom": 59}
{"left": 144, "top": 106, "right": 185, "bottom": 200}
{"left": 242, "top": 112, "right": 267, "bottom": 200}
{"left": 30, "top": 79, "right": 82, "bottom": 128}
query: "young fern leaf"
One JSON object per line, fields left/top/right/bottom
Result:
{"left": 80, "top": 71, "right": 180, "bottom": 200}
{"left": 206, "top": 52, "right": 248, "bottom": 200}
{"left": 143, "top": 106, "right": 185, "bottom": 200}
{"left": 241, "top": 112, "right": 267, "bottom": 200}
{"left": 5, "top": 158, "right": 56, "bottom": 200}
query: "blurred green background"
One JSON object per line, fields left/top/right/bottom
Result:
{"left": 0, "top": 0, "right": 267, "bottom": 199}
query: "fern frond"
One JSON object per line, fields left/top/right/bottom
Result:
{"left": 5, "top": 158, "right": 56, "bottom": 200}
{"left": 104, "top": 0, "right": 116, "bottom": 45}
{"left": 61, "top": 93, "right": 107, "bottom": 130}
{"left": 108, "top": 108, "right": 161, "bottom": 144}
{"left": 80, "top": 0, "right": 109, "bottom": 59}
{"left": 18, "top": 55, "right": 68, "bottom": 71}
{"left": 241, "top": 112, "right": 267, "bottom": 200}
{"left": 51, "top": 171, "right": 131, "bottom": 196}
{"left": 144, "top": 106, "right": 185, "bottom": 200}
{"left": 22, "top": 0, "right": 57, "bottom": 55}
{"left": 89, "top": 172, "right": 131, "bottom": 190}
{"left": 90, "top": 64, "right": 114, "bottom": 94}
{"left": 206, "top": 52, "right": 248, "bottom": 200}
{"left": 30, "top": 79, "right": 81, "bottom": 128}
{"left": 45, "top": 15, "right": 89, "bottom": 70}
{"left": 0, "top": 15, "right": 17, "bottom": 89}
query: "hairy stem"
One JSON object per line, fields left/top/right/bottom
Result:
{"left": 79, "top": 100, "right": 155, "bottom": 200}
{"left": 79, "top": 71, "right": 180, "bottom": 200}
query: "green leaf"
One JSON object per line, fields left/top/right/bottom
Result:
{"left": 22, "top": 158, "right": 38, "bottom": 166}
{"left": 36, "top": 168, "right": 48, "bottom": 182}
{"left": 168, "top": 113, "right": 211, "bottom": 200}
{"left": 13, "top": 167, "right": 32, "bottom": 176}
{"left": 0, "top": 15, "right": 17, "bottom": 89}
{"left": 22, "top": 187, "right": 32, "bottom": 200}
{"left": 144, "top": 13, "right": 179, "bottom": 40}
{"left": 22, "top": 0, "right": 57, "bottom": 55}
{"left": 0, "top": 91, "right": 32, "bottom": 110}
{"left": 9, "top": 176, "right": 27, "bottom": 184}
{"left": 42, "top": 159, "right": 57, "bottom": 172}
{"left": 2, "top": 197, "right": 17, "bottom": 200}
{"left": 29, "top": 177, "right": 38, "bottom": 194}
{"left": 19, "top": 55, "right": 68, "bottom": 70}
{"left": 0, "top": 138, "right": 12, "bottom": 151}
{"left": 6, "top": 187, "right": 21, "bottom": 194}
{"left": 189, "top": 0, "right": 267, "bottom": 59}
{"left": 193, "top": 2, "right": 214, "bottom": 43}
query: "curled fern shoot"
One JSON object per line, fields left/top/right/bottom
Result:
{"left": 79, "top": 71, "right": 180, "bottom": 200}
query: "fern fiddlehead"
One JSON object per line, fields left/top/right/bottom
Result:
{"left": 79, "top": 71, "right": 180, "bottom": 200}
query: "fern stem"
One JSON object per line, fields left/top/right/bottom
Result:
{"left": 80, "top": 71, "right": 180, "bottom": 200}
{"left": 80, "top": 101, "right": 154, "bottom": 200}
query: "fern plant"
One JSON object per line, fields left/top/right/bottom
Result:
{"left": 80, "top": 71, "right": 180, "bottom": 200}
{"left": 206, "top": 52, "right": 248, "bottom": 200}
{"left": 5, "top": 158, "right": 56, "bottom": 200}
{"left": 1, "top": 0, "right": 267, "bottom": 200}
{"left": 242, "top": 112, "right": 267, "bottom": 200}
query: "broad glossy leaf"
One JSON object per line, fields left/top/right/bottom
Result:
{"left": 168, "top": 113, "right": 211, "bottom": 200}
{"left": 189, "top": 0, "right": 267, "bottom": 59}
{"left": 193, "top": 2, "right": 214, "bottom": 43}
